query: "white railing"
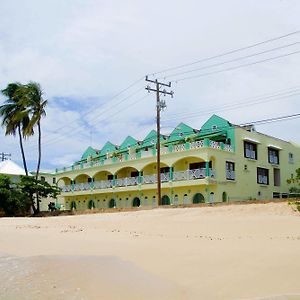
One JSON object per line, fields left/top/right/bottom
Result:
{"left": 56, "top": 138, "right": 233, "bottom": 173}
{"left": 190, "top": 140, "right": 204, "bottom": 149}
{"left": 188, "top": 168, "right": 206, "bottom": 179}
{"left": 174, "top": 144, "right": 186, "bottom": 152}
{"left": 93, "top": 180, "right": 113, "bottom": 189}
{"left": 142, "top": 174, "right": 157, "bottom": 184}
{"left": 223, "top": 144, "right": 233, "bottom": 152}
{"left": 226, "top": 170, "right": 235, "bottom": 180}
{"left": 161, "top": 173, "right": 170, "bottom": 182}
{"left": 210, "top": 140, "right": 221, "bottom": 149}
{"left": 115, "top": 176, "right": 139, "bottom": 187}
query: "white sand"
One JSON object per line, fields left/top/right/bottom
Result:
{"left": 0, "top": 202, "right": 300, "bottom": 299}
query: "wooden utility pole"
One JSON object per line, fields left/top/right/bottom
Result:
{"left": 0, "top": 152, "right": 11, "bottom": 161}
{"left": 145, "top": 76, "right": 173, "bottom": 205}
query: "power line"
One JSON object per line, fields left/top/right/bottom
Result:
{"left": 162, "top": 88, "right": 300, "bottom": 123}
{"left": 171, "top": 49, "right": 300, "bottom": 82}
{"left": 48, "top": 76, "right": 145, "bottom": 134}
{"left": 150, "top": 30, "right": 300, "bottom": 76}
{"left": 160, "top": 42, "right": 299, "bottom": 79}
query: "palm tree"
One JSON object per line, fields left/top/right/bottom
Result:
{"left": 23, "top": 82, "right": 47, "bottom": 181}
{"left": 0, "top": 83, "right": 31, "bottom": 176}
{"left": 19, "top": 82, "right": 47, "bottom": 213}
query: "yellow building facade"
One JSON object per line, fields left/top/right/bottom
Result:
{"left": 54, "top": 115, "right": 300, "bottom": 210}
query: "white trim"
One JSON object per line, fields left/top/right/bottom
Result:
{"left": 267, "top": 144, "right": 282, "bottom": 150}
{"left": 243, "top": 137, "right": 261, "bottom": 144}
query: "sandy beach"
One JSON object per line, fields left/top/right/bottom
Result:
{"left": 0, "top": 202, "right": 300, "bottom": 300}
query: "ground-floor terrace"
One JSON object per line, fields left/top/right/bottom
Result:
{"left": 63, "top": 184, "right": 224, "bottom": 210}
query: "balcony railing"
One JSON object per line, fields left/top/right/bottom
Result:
{"left": 61, "top": 168, "right": 216, "bottom": 192}
{"left": 56, "top": 138, "right": 234, "bottom": 173}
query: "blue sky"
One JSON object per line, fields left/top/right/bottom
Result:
{"left": 0, "top": 0, "right": 300, "bottom": 172}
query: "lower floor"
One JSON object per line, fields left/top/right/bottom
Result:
{"left": 63, "top": 186, "right": 220, "bottom": 210}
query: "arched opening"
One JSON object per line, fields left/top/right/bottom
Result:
{"left": 160, "top": 195, "right": 170, "bottom": 206}
{"left": 209, "top": 192, "right": 215, "bottom": 203}
{"left": 88, "top": 199, "right": 95, "bottom": 209}
{"left": 109, "top": 198, "right": 116, "bottom": 208}
{"left": 71, "top": 201, "right": 76, "bottom": 210}
{"left": 115, "top": 166, "right": 139, "bottom": 187}
{"left": 132, "top": 197, "right": 141, "bottom": 207}
{"left": 222, "top": 192, "right": 227, "bottom": 202}
{"left": 174, "top": 194, "right": 179, "bottom": 205}
{"left": 193, "top": 193, "right": 205, "bottom": 204}
{"left": 144, "top": 196, "right": 148, "bottom": 206}
{"left": 183, "top": 194, "right": 189, "bottom": 205}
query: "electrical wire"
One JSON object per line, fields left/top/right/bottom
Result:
{"left": 150, "top": 30, "right": 300, "bottom": 76}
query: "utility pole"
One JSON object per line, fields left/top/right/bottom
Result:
{"left": 0, "top": 152, "right": 11, "bottom": 161}
{"left": 145, "top": 76, "right": 174, "bottom": 206}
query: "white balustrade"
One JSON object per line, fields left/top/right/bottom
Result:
{"left": 190, "top": 140, "right": 204, "bottom": 149}
{"left": 209, "top": 140, "right": 221, "bottom": 149}
{"left": 161, "top": 172, "right": 170, "bottom": 182}
{"left": 223, "top": 144, "right": 233, "bottom": 152}
{"left": 142, "top": 174, "right": 157, "bottom": 184}
{"left": 188, "top": 168, "right": 206, "bottom": 179}
{"left": 173, "top": 170, "right": 188, "bottom": 181}
{"left": 209, "top": 169, "right": 216, "bottom": 178}
{"left": 174, "top": 144, "right": 186, "bottom": 152}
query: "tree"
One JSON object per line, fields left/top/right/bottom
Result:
{"left": 0, "top": 175, "right": 31, "bottom": 216}
{"left": 16, "top": 82, "right": 48, "bottom": 213}
{"left": 0, "top": 83, "right": 32, "bottom": 175}
{"left": 18, "top": 176, "right": 61, "bottom": 214}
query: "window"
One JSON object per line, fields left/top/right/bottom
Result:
{"left": 268, "top": 148, "right": 279, "bottom": 164}
{"left": 131, "top": 171, "right": 139, "bottom": 177}
{"left": 212, "top": 125, "right": 217, "bottom": 131}
{"left": 288, "top": 152, "right": 294, "bottom": 164}
{"left": 274, "top": 168, "right": 280, "bottom": 186}
{"left": 107, "top": 174, "right": 113, "bottom": 180}
{"left": 244, "top": 141, "right": 257, "bottom": 159}
{"left": 41, "top": 176, "right": 45, "bottom": 182}
{"left": 226, "top": 161, "right": 235, "bottom": 180}
{"left": 88, "top": 178, "right": 92, "bottom": 183}
{"left": 257, "top": 168, "right": 269, "bottom": 185}
{"left": 273, "top": 192, "right": 280, "bottom": 198}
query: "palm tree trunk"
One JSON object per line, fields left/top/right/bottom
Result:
{"left": 35, "top": 120, "right": 42, "bottom": 213}
{"left": 18, "top": 124, "right": 28, "bottom": 176}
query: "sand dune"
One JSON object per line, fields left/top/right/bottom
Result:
{"left": 0, "top": 202, "right": 300, "bottom": 299}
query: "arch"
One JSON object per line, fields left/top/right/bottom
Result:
{"left": 141, "top": 161, "right": 170, "bottom": 175}
{"left": 160, "top": 195, "right": 170, "bottom": 206}
{"left": 193, "top": 193, "right": 205, "bottom": 204}
{"left": 114, "top": 166, "right": 139, "bottom": 177}
{"left": 171, "top": 155, "right": 206, "bottom": 168}
{"left": 88, "top": 199, "right": 95, "bottom": 209}
{"left": 132, "top": 197, "right": 141, "bottom": 207}
{"left": 183, "top": 194, "right": 189, "bottom": 205}
{"left": 71, "top": 201, "right": 77, "bottom": 210}
{"left": 174, "top": 194, "right": 179, "bottom": 205}
{"left": 57, "top": 176, "right": 72, "bottom": 187}
{"left": 222, "top": 192, "right": 227, "bottom": 202}
{"left": 74, "top": 173, "right": 91, "bottom": 183}
{"left": 93, "top": 170, "right": 113, "bottom": 181}
{"left": 209, "top": 192, "right": 215, "bottom": 204}
{"left": 109, "top": 198, "right": 116, "bottom": 208}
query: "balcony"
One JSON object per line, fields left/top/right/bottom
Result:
{"left": 61, "top": 168, "right": 216, "bottom": 193}
{"left": 56, "top": 138, "right": 233, "bottom": 174}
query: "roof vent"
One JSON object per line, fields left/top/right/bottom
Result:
{"left": 242, "top": 124, "right": 256, "bottom": 132}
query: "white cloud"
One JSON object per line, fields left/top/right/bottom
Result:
{"left": 0, "top": 0, "right": 300, "bottom": 170}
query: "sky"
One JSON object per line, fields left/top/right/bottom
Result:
{"left": 0, "top": 0, "right": 300, "bottom": 172}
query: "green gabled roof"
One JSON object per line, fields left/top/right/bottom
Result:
{"left": 100, "top": 141, "right": 118, "bottom": 156}
{"left": 141, "top": 130, "right": 165, "bottom": 148}
{"left": 167, "top": 122, "right": 196, "bottom": 143}
{"left": 81, "top": 146, "right": 98, "bottom": 160}
{"left": 200, "top": 115, "right": 232, "bottom": 134}
{"left": 119, "top": 136, "right": 138, "bottom": 151}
